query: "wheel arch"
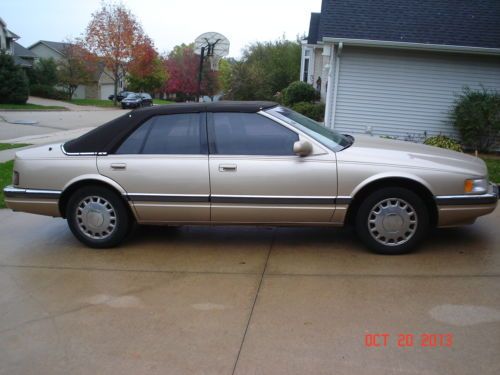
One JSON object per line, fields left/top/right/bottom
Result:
{"left": 344, "top": 176, "right": 438, "bottom": 228}
{"left": 58, "top": 175, "right": 135, "bottom": 219}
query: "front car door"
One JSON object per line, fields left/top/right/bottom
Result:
{"left": 97, "top": 113, "right": 210, "bottom": 223}
{"left": 208, "top": 111, "right": 338, "bottom": 223}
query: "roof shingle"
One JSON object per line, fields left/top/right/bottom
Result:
{"left": 310, "top": 0, "right": 500, "bottom": 49}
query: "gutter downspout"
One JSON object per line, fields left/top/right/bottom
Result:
{"left": 323, "top": 46, "right": 335, "bottom": 127}
{"left": 331, "top": 42, "right": 343, "bottom": 129}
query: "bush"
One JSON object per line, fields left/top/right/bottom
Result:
{"left": 27, "top": 58, "right": 58, "bottom": 86}
{"left": 451, "top": 87, "right": 500, "bottom": 152}
{"left": 29, "top": 84, "right": 66, "bottom": 100}
{"left": 283, "top": 81, "right": 318, "bottom": 105}
{"left": 424, "top": 135, "right": 463, "bottom": 152}
{"left": 0, "top": 53, "right": 29, "bottom": 104}
{"left": 291, "top": 102, "right": 325, "bottom": 122}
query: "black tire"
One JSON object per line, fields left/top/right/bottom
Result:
{"left": 66, "top": 185, "right": 133, "bottom": 248}
{"left": 355, "top": 187, "right": 429, "bottom": 255}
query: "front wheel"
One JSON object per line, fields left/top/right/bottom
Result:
{"left": 355, "top": 187, "right": 429, "bottom": 255}
{"left": 66, "top": 186, "right": 132, "bottom": 248}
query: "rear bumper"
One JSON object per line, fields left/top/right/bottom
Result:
{"left": 436, "top": 182, "right": 498, "bottom": 227}
{"left": 3, "top": 186, "right": 61, "bottom": 217}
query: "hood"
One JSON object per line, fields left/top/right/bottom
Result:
{"left": 338, "top": 134, "right": 487, "bottom": 177}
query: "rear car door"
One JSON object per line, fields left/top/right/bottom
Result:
{"left": 97, "top": 113, "right": 210, "bottom": 223}
{"left": 208, "top": 112, "right": 338, "bottom": 223}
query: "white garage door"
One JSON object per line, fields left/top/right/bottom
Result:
{"left": 100, "top": 84, "right": 115, "bottom": 100}
{"left": 332, "top": 46, "right": 500, "bottom": 140}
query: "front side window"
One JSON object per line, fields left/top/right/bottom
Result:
{"left": 116, "top": 113, "right": 205, "bottom": 154}
{"left": 210, "top": 113, "right": 299, "bottom": 155}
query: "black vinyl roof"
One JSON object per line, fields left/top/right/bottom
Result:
{"left": 63, "top": 101, "right": 278, "bottom": 154}
{"left": 309, "top": 0, "right": 500, "bottom": 49}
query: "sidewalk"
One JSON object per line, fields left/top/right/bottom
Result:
{"left": 28, "top": 96, "right": 111, "bottom": 111}
{"left": 0, "top": 127, "right": 94, "bottom": 162}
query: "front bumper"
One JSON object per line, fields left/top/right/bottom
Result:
{"left": 435, "top": 182, "right": 498, "bottom": 227}
{"left": 121, "top": 102, "right": 140, "bottom": 108}
{"left": 3, "top": 185, "right": 61, "bottom": 217}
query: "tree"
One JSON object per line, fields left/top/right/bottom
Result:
{"left": 224, "top": 39, "right": 301, "bottom": 101}
{"left": 57, "top": 40, "right": 97, "bottom": 100}
{"left": 127, "top": 39, "right": 167, "bottom": 94}
{"left": 0, "top": 52, "right": 29, "bottom": 104}
{"left": 164, "top": 44, "right": 198, "bottom": 100}
{"left": 27, "top": 57, "right": 58, "bottom": 86}
{"left": 84, "top": 2, "right": 150, "bottom": 104}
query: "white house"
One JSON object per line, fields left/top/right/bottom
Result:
{"left": 0, "top": 17, "right": 36, "bottom": 68}
{"left": 301, "top": 0, "right": 500, "bottom": 141}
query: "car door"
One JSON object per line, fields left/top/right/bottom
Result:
{"left": 97, "top": 112, "right": 210, "bottom": 223}
{"left": 208, "top": 112, "right": 338, "bottom": 223}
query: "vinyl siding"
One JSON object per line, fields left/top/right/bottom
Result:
{"left": 331, "top": 46, "right": 500, "bottom": 142}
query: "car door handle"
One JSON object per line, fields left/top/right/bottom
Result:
{"left": 219, "top": 164, "right": 237, "bottom": 172}
{"left": 110, "top": 163, "right": 127, "bottom": 170}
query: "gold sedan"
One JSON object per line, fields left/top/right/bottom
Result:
{"left": 4, "top": 102, "right": 498, "bottom": 254}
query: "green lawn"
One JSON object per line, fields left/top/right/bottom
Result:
{"left": 67, "top": 99, "right": 116, "bottom": 107}
{"left": 0, "top": 103, "right": 66, "bottom": 110}
{"left": 0, "top": 160, "right": 13, "bottom": 208}
{"left": 483, "top": 157, "right": 500, "bottom": 183}
{"left": 0, "top": 143, "right": 31, "bottom": 151}
{"left": 153, "top": 99, "right": 174, "bottom": 105}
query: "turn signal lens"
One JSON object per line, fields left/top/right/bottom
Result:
{"left": 464, "top": 179, "right": 474, "bottom": 193}
{"left": 464, "top": 178, "right": 488, "bottom": 194}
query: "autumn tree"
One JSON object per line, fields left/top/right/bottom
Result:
{"left": 164, "top": 44, "right": 198, "bottom": 101}
{"left": 127, "top": 38, "right": 167, "bottom": 95}
{"left": 84, "top": 2, "right": 149, "bottom": 104}
{"left": 57, "top": 40, "right": 97, "bottom": 100}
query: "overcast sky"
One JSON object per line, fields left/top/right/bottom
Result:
{"left": 2, "top": 0, "right": 322, "bottom": 58}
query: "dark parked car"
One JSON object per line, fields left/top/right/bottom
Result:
{"left": 108, "top": 91, "right": 134, "bottom": 102}
{"left": 121, "top": 93, "right": 153, "bottom": 109}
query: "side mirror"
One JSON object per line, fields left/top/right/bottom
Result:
{"left": 293, "top": 140, "right": 313, "bottom": 157}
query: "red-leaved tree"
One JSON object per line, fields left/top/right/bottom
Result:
{"left": 164, "top": 44, "right": 199, "bottom": 100}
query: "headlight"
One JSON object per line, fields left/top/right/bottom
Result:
{"left": 464, "top": 178, "right": 488, "bottom": 194}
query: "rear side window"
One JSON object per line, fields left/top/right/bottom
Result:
{"left": 116, "top": 113, "right": 206, "bottom": 154}
{"left": 210, "top": 113, "right": 298, "bottom": 155}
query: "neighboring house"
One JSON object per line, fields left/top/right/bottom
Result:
{"left": 28, "top": 40, "right": 124, "bottom": 99}
{"left": 301, "top": 0, "right": 500, "bottom": 141}
{"left": 0, "top": 17, "right": 35, "bottom": 68}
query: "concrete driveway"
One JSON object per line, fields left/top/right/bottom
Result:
{"left": 0, "top": 207, "right": 499, "bottom": 375}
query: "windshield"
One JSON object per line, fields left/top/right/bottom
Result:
{"left": 126, "top": 94, "right": 139, "bottom": 100}
{"left": 265, "top": 106, "right": 352, "bottom": 152}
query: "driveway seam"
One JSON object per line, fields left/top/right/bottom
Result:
{"left": 231, "top": 228, "right": 276, "bottom": 375}
{"left": 0, "top": 264, "right": 259, "bottom": 276}
{"left": 1, "top": 264, "right": 498, "bottom": 278}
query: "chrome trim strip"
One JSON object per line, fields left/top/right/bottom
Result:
{"left": 126, "top": 193, "right": 351, "bottom": 205}
{"left": 4, "top": 186, "right": 61, "bottom": 199}
{"left": 211, "top": 196, "right": 336, "bottom": 204}
{"left": 126, "top": 194, "right": 209, "bottom": 203}
{"left": 435, "top": 193, "right": 498, "bottom": 206}
{"left": 60, "top": 144, "right": 107, "bottom": 156}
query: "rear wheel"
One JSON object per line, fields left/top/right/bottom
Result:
{"left": 66, "top": 186, "right": 132, "bottom": 248}
{"left": 355, "top": 187, "right": 429, "bottom": 254}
